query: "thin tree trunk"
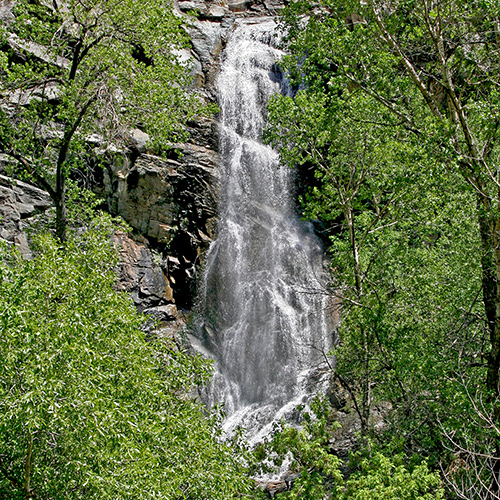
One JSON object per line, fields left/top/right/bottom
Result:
{"left": 24, "top": 434, "right": 33, "bottom": 499}
{"left": 55, "top": 157, "right": 66, "bottom": 243}
{"left": 477, "top": 206, "right": 499, "bottom": 394}
{"left": 345, "top": 204, "right": 370, "bottom": 435}
{"left": 477, "top": 201, "right": 500, "bottom": 495}
{"left": 55, "top": 191, "right": 66, "bottom": 243}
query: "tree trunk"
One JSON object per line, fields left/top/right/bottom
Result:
{"left": 55, "top": 193, "right": 66, "bottom": 244}
{"left": 477, "top": 206, "right": 499, "bottom": 395}
{"left": 54, "top": 170, "right": 66, "bottom": 243}
{"left": 477, "top": 201, "right": 500, "bottom": 495}
{"left": 345, "top": 203, "right": 370, "bottom": 435}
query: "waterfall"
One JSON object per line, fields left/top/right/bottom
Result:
{"left": 194, "top": 18, "right": 335, "bottom": 439}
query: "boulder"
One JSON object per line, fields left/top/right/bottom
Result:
{"left": 127, "top": 128, "right": 150, "bottom": 153}
{"left": 6, "top": 33, "right": 70, "bottom": 69}
{"left": 206, "top": 5, "right": 227, "bottom": 19}
{"left": 178, "top": 0, "right": 206, "bottom": 12}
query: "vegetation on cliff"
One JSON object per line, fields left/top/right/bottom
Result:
{"left": 0, "top": 0, "right": 209, "bottom": 242}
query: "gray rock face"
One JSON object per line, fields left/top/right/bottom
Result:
{"left": 227, "top": 0, "right": 253, "bottom": 12}
{"left": 190, "top": 20, "right": 224, "bottom": 67}
{"left": 103, "top": 0, "right": 287, "bottom": 324}
{"left": 113, "top": 231, "right": 173, "bottom": 311}
{"left": 188, "top": 20, "right": 225, "bottom": 89}
{"left": 0, "top": 1, "right": 15, "bottom": 25}
{"left": 6, "top": 33, "right": 70, "bottom": 70}
{"left": 104, "top": 140, "right": 218, "bottom": 309}
{"left": 108, "top": 146, "right": 217, "bottom": 244}
{"left": 0, "top": 174, "right": 51, "bottom": 258}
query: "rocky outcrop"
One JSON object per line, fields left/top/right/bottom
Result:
{"left": 143, "top": 304, "right": 188, "bottom": 340}
{"left": 113, "top": 231, "right": 174, "bottom": 310}
{"left": 107, "top": 147, "right": 217, "bottom": 244}
{"left": 0, "top": 0, "right": 287, "bottom": 333}
{"left": 188, "top": 19, "right": 228, "bottom": 89}
{"left": 104, "top": 140, "right": 218, "bottom": 309}
{"left": 0, "top": 174, "right": 51, "bottom": 258}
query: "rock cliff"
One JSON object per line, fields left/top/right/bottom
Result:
{"left": 0, "top": 0, "right": 285, "bottom": 334}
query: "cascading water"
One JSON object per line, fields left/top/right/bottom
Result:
{"left": 194, "top": 18, "right": 335, "bottom": 440}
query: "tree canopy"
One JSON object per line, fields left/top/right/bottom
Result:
{"left": 265, "top": 0, "right": 500, "bottom": 496}
{"left": 0, "top": 215, "right": 252, "bottom": 499}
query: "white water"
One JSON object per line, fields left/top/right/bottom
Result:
{"left": 197, "top": 19, "right": 335, "bottom": 440}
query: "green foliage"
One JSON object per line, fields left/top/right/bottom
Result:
{"left": 64, "top": 179, "right": 105, "bottom": 226}
{"left": 342, "top": 451, "right": 444, "bottom": 500}
{"left": 0, "top": 216, "right": 252, "bottom": 499}
{"left": 266, "top": 0, "right": 500, "bottom": 494}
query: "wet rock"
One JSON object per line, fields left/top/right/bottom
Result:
{"left": 327, "top": 378, "right": 348, "bottom": 410}
{"left": 144, "top": 303, "right": 180, "bottom": 323}
{"left": 284, "top": 472, "right": 300, "bottom": 489}
{"left": 261, "top": 480, "right": 288, "bottom": 498}
{"left": 257, "top": 472, "right": 300, "bottom": 498}
{"left": 186, "top": 117, "right": 218, "bottom": 150}
{"left": 142, "top": 304, "right": 187, "bottom": 339}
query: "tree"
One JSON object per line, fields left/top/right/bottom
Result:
{"left": 253, "top": 400, "right": 444, "bottom": 499}
{"left": 0, "top": 214, "right": 253, "bottom": 499}
{"left": 266, "top": 88, "right": 421, "bottom": 435}
{"left": 266, "top": 0, "right": 500, "bottom": 495}
{"left": 266, "top": 69, "right": 485, "bottom": 457}
{"left": 277, "top": 0, "right": 500, "bottom": 395}
{"left": 0, "top": 0, "right": 207, "bottom": 242}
